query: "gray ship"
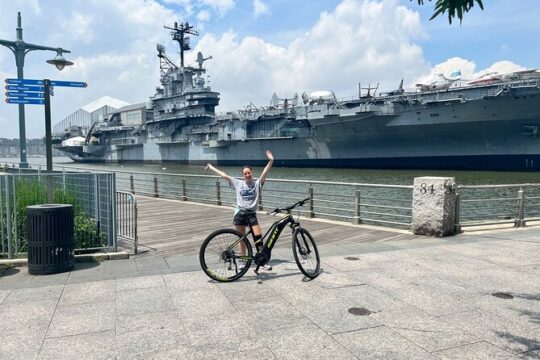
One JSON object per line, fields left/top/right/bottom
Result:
{"left": 56, "top": 22, "right": 540, "bottom": 171}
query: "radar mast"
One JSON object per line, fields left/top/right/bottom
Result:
{"left": 164, "top": 21, "right": 199, "bottom": 67}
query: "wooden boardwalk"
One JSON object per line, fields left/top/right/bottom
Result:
{"left": 133, "top": 196, "right": 421, "bottom": 257}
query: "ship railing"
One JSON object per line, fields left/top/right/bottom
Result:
{"left": 455, "top": 183, "right": 540, "bottom": 228}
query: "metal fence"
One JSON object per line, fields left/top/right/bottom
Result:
{"left": 0, "top": 172, "right": 116, "bottom": 259}
{"left": 116, "top": 191, "right": 138, "bottom": 254}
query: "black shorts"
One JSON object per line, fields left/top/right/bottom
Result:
{"left": 233, "top": 210, "right": 258, "bottom": 226}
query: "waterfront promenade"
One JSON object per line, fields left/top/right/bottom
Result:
{"left": 1, "top": 199, "right": 539, "bottom": 359}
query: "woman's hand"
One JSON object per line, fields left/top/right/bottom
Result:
{"left": 266, "top": 150, "right": 274, "bottom": 161}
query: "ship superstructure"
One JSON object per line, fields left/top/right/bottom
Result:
{"left": 55, "top": 22, "right": 540, "bottom": 171}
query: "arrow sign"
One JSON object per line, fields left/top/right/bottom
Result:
{"left": 6, "top": 91, "right": 45, "bottom": 98}
{"left": 5, "top": 98, "right": 45, "bottom": 105}
{"left": 49, "top": 80, "right": 87, "bottom": 88}
{"left": 5, "top": 78, "right": 44, "bottom": 86}
{"left": 5, "top": 85, "right": 45, "bottom": 92}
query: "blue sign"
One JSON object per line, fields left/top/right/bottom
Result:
{"left": 49, "top": 80, "right": 87, "bottom": 88}
{"left": 5, "top": 85, "right": 45, "bottom": 92}
{"left": 5, "top": 78, "right": 43, "bottom": 86}
{"left": 5, "top": 78, "right": 87, "bottom": 88}
{"left": 6, "top": 91, "right": 45, "bottom": 98}
{"left": 5, "top": 98, "right": 45, "bottom": 105}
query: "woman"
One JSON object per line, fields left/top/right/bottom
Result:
{"left": 205, "top": 150, "right": 274, "bottom": 270}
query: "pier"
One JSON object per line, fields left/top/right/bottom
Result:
{"left": 134, "top": 196, "right": 421, "bottom": 257}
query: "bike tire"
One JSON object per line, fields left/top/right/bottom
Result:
{"left": 199, "top": 228, "right": 253, "bottom": 282}
{"left": 292, "top": 227, "right": 320, "bottom": 279}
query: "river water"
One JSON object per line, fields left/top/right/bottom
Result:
{"left": 4, "top": 157, "right": 540, "bottom": 185}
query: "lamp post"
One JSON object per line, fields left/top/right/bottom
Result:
{"left": 0, "top": 12, "right": 73, "bottom": 168}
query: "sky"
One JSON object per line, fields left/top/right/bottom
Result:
{"left": 1, "top": 0, "right": 539, "bottom": 139}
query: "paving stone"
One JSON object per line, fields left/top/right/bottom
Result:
{"left": 116, "top": 310, "right": 190, "bottom": 356}
{"left": 3, "top": 284, "right": 64, "bottom": 303}
{"left": 234, "top": 295, "right": 312, "bottom": 332}
{"left": 182, "top": 312, "right": 259, "bottom": 353}
{"left": 194, "top": 346, "right": 277, "bottom": 360}
{"left": 372, "top": 307, "right": 480, "bottom": 352}
{"left": 433, "top": 341, "right": 520, "bottom": 359}
{"left": 0, "top": 289, "right": 10, "bottom": 304}
{"left": 116, "top": 286, "right": 175, "bottom": 315}
{"left": 261, "top": 324, "right": 356, "bottom": 359}
{"left": 0, "top": 299, "right": 58, "bottom": 331}
{"left": 0, "top": 325, "right": 47, "bottom": 360}
{"left": 116, "top": 274, "right": 165, "bottom": 291}
{"left": 134, "top": 256, "right": 169, "bottom": 271}
{"left": 334, "top": 325, "right": 438, "bottom": 359}
{"left": 215, "top": 277, "right": 281, "bottom": 303}
{"left": 116, "top": 347, "right": 198, "bottom": 360}
{"left": 59, "top": 279, "right": 115, "bottom": 305}
{"left": 38, "top": 330, "right": 115, "bottom": 360}
{"left": 520, "top": 348, "right": 540, "bottom": 359}
{"left": 163, "top": 271, "right": 217, "bottom": 291}
{"left": 172, "top": 287, "right": 237, "bottom": 318}
{"left": 439, "top": 309, "right": 540, "bottom": 354}
{"left": 47, "top": 300, "right": 115, "bottom": 338}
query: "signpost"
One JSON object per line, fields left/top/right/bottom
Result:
{"left": 4, "top": 77, "right": 87, "bottom": 201}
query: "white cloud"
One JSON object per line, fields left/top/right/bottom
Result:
{"left": 197, "top": 10, "right": 211, "bottom": 22}
{"left": 194, "top": 0, "right": 429, "bottom": 110}
{"left": 253, "top": 0, "right": 270, "bottom": 18}
{"left": 200, "top": 0, "right": 235, "bottom": 17}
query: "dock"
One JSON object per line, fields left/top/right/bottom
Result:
{"left": 135, "top": 196, "right": 421, "bottom": 257}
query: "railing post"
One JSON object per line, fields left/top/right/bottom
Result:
{"left": 216, "top": 180, "right": 222, "bottom": 206}
{"left": 182, "top": 178, "right": 187, "bottom": 201}
{"left": 308, "top": 186, "right": 314, "bottom": 218}
{"left": 153, "top": 175, "right": 159, "bottom": 198}
{"left": 454, "top": 193, "right": 462, "bottom": 233}
{"left": 129, "top": 173, "right": 135, "bottom": 193}
{"left": 258, "top": 189, "right": 264, "bottom": 211}
{"left": 353, "top": 189, "right": 361, "bottom": 224}
{"left": 515, "top": 188, "right": 526, "bottom": 227}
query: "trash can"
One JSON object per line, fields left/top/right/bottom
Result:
{"left": 27, "top": 204, "right": 75, "bottom": 275}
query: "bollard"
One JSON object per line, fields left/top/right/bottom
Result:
{"left": 412, "top": 177, "right": 457, "bottom": 236}
{"left": 515, "top": 189, "right": 526, "bottom": 227}
{"left": 352, "top": 189, "right": 361, "bottom": 225}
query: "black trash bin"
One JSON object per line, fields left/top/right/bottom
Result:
{"left": 27, "top": 204, "right": 75, "bottom": 275}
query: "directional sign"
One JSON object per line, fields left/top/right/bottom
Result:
{"left": 5, "top": 78, "right": 44, "bottom": 86}
{"left": 6, "top": 91, "right": 45, "bottom": 98}
{"left": 5, "top": 85, "right": 45, "bottom": 92}
{"left": 49, "top": 80, "right": 87, "bottom": 88}
{"left": 5, "top": 98, "right": 45, "bottom": 105}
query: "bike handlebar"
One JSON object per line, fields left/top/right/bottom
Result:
{"left": 267, "top": 197, "right": 310, "bottom": 215}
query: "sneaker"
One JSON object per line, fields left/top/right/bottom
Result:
{"left": 238, "top": 261, "right": 247, "bottom": 271}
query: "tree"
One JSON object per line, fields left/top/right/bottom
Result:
{"left": 414, "top": 0, "right": 484, "bottom": 24}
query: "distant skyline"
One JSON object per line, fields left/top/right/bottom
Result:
{"left": 1, "top": 0, "right": 539, "bottom": 138}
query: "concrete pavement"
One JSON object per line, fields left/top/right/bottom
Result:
{"left": 1, "top": 227, "right": 539, "bottom": 359}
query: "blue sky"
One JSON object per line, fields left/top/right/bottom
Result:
{"left": 1, "top": 0, "right": 539, "bottom": 138}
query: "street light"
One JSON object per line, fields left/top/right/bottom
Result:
{"left": 0, "top": 12, "right": 74, "bottom": 168}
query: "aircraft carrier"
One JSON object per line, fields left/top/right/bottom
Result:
{"left": 55, "top": 22, "right": 540, "bottom": 171}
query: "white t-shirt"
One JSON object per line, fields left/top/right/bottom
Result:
{"left": 230, "top": 178, "right": 262, "bottom": 211}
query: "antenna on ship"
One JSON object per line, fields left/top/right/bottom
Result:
{"left": 164, "top": 21, "right": 199, "bottom": 67}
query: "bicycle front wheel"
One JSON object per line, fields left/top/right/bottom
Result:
{"left": 199, "top": 228, "right": 253, "bottom": 282}
{"left": 292, "top": 227, "right": 320, "bottom": 279}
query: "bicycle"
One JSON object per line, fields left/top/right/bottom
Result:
{"left": 199, "top": 197, "right": 320, "bottom": 282}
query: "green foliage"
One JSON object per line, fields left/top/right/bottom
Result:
{"left": 415, "top": 0, "right": 484, "bottom": 24}
{"left": 1, "top": 179, "right": 107, "bottom": 255}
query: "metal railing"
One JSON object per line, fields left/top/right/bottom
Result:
{"left": 116, "top": 191, "right": 138, "bottom": 254}
{"left": 455, "top": 184, "right": 540, "bottom": 228}
{"left": 0, "top": 171, "right": 117, "bottom": 259}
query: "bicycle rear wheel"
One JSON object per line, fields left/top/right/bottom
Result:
{"left": 292, "top": 227, "right": 320, "bottom": 279}
{"left": 199, "top": 228, "right": 253, "bottom": 282}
